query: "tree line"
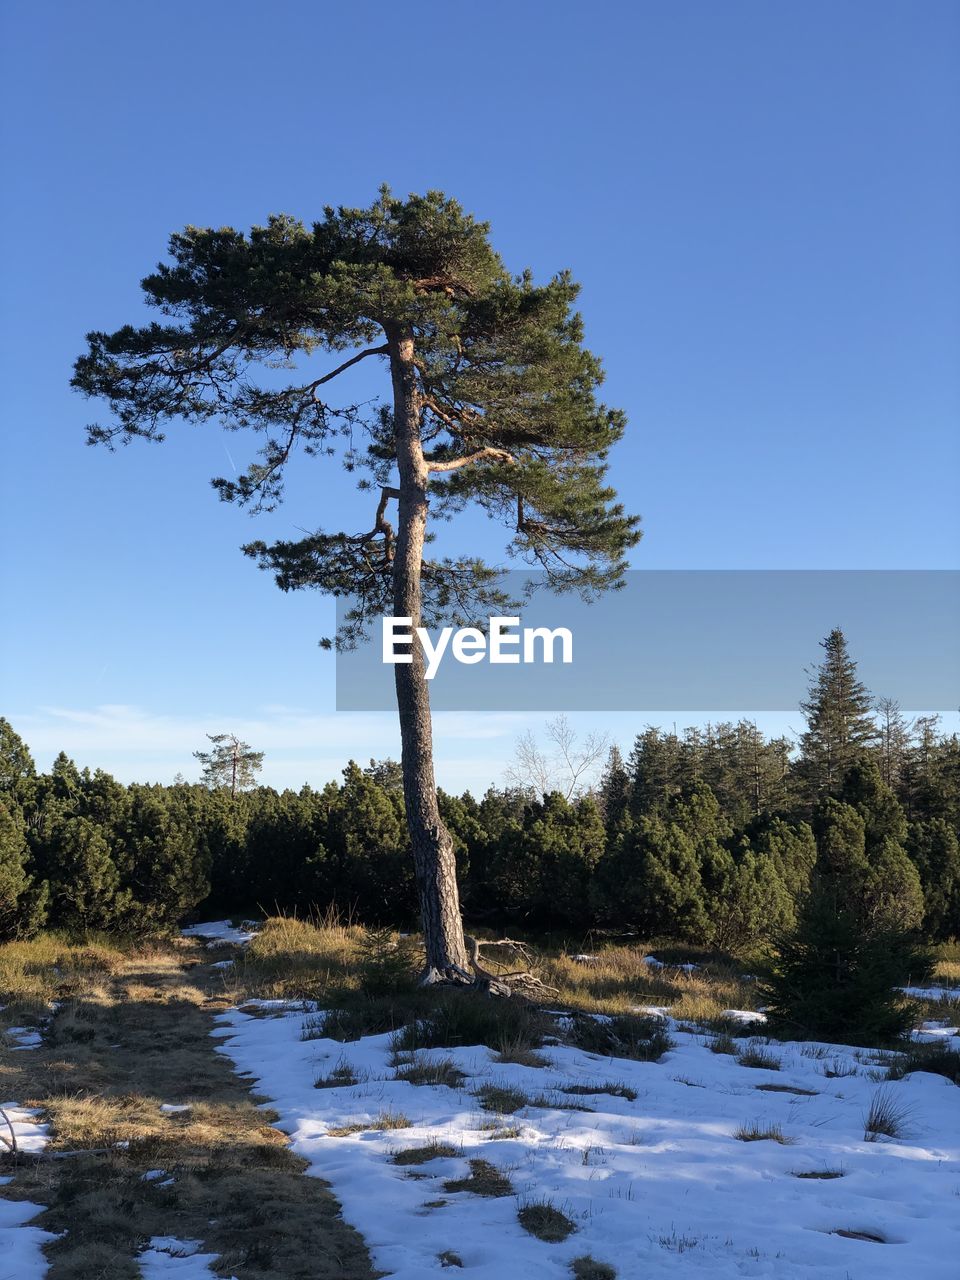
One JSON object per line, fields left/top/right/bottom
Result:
{"left": 2, "top": 630, "right": 958, "bottom": 947}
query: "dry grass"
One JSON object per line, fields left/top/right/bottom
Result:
{"left": 326, "top": 1111, "right": 411, "bottom": 1138}
{"left": 443, "top": 1157, "right": 514, "bottom": 1197}
{"left": 395, "top": 1054, "right": 466, "bottom": 1089}
{"left": 392, "top": 1140, "right": 459, "bottom": 1166}
{"left": 0, "top": 932, "right": 375, "bottom": 1280}
{"left": 518, "top": 1198, "right": 577, "bottom": 1241}
{"left": 571, "top": 1257, "right": 617, "bottom": 1280}
{"left": 474, "top": 1082, "right": 530, "bottom": 1114}
{"left": 733, "top": 1122, "right": 795, "bottom": 1144}
{"left": 541, "top": 946, "right": 758, "bottom": 1024}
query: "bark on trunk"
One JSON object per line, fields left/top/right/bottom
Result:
{"left": 387, "top": 327, "right": 470, "bottom": 980}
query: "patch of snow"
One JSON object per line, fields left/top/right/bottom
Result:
{"left": 181, "top": 920, "right": 258, "bottom": 946}
{"left": 0, "top": 1108, "right": 52, "bottom": 1279}
{"left": 570, "top": 954, "right": 599, "bottom": 963}
{"left": 212, "top": 1003, "right": 960, "bottom": 1280}
{"left": 141, "top": 1169, "right": 167, "bottom": 1181}
{"left": 721, "top": 1008, "right": 767, "bottom": 1023}
{"left": 3, "top": 1026, "right": 43, "bottom": 1050}
{"left": 902, "top": 985, "right": 960, "bottom": 1002}
{"left": 0, "top": 1184, "right": 55, "bottom": 1280}
{"left": 159, "top": 1103, "right": 191, "bottom": 1114}
{"left": 210, "top": 959, "right": 234, "bottom": 970}
{"left": 642, "top": 955, "right": 699, "bottom": 974}
{"left": 0, "top": 1104, "right": 49, "bottom": 1155}
{"left": 138, "top": 1236, "right": 231, "bottom": 1278}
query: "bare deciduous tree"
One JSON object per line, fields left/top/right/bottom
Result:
{"left": 505, "top": 714, "right": 608, "bottom": 800}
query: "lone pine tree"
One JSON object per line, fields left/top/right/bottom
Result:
{"left": 194, "top": 733, "right": 264, "bottom": 799}
{"left": 73, "top": 189, "right": 640, "bottom": 979}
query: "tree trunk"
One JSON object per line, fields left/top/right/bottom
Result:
{"left": 387, "top": 327, "right": 470, "bottom": 980}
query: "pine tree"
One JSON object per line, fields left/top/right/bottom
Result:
{"left": 48, "top": 815, "right": 125, "bottom": 931}
{"left": 118, "top": 788, "right": 208, "bottom": 929}
{"left": 0, "top": 802, "right": 46, "bottom": 939}
{"left": 194, "top": 734, "right": 264, "bottom": 799}
{"left": 0, "top": 718, "right": 37, "bottom": 810}
{"left": 74, "top": 189, "right": 640, "bottom": 980}
{"left": 798, "top": 629, "right": 876, "bottom": 800}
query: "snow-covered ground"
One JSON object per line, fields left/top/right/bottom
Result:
{"left": 213, "top": 1004, "right": 960, "bottom": 1280}
{"left": 138, "top": 1236, "right": 232, "bottom": 1279}
{"left": 181, "top": 920, "right": 259, "bottom": 947}
{"left": 0, "top": 1106, "right": 52, "bottom": 1278}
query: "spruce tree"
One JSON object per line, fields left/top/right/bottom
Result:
{"left": 598, "top": 745, "right": 631, "bottom": 835}
{"left": 73, "top": 188, "right": 640, "bottom": 979}
{"left": 798, "top": 629, "right": 876, "bottom": 799}
{"left": 908, "top": 819, "right": 960, "bottom": 940}
{"left": 761, "top": 878, "right": 931, "bottom": 1046}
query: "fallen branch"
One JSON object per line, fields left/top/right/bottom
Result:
{"left": 465, "top": 936, "right": 559, "bottom": 997}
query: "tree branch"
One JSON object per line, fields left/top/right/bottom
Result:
{"left": 309, "top": 345, "right": 389, "bottom": 400}
{"left": 426, "top": 447, "right": 515, "bottom": 473}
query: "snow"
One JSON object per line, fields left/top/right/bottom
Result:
{"left": 0, "top": 1180, "right": 55, "bottom": 1280}
{"left": 3, "top": 1026, "right": 43, "bottom": 1050}
{"left": 0, "top": 1107, "right": 52, "bottom": 1280}
{"left": 138, "top": 1236, "right": 232, "bottom": 1279}
{"left": 0, "top": 1104, "right": 49, "bottom": 1156}
{"left": 643, "top": 956, "right": 699, "bottom": 974}
{"left": 213, "top": 1004, "right": 960, "bottom": 1280}
{"left": 181, "top": 920, "right": 259, "bottom": 947}
{"left": 159, "top": 1103, "right": 191, "bottom": 1114}
{"left": 902, "top": 985, "right": 960, "bottom": 1003}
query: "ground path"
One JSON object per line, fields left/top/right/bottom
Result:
{"left": 1, "top": 938, "right": 376, "bottom": 1280}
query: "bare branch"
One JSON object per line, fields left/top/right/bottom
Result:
{"left": 426, "top": 447, "right": 515, "bottom": 473}
{"left": 309, "top": 345, "right": 389, "bottom": 400}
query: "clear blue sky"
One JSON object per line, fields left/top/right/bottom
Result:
{"left": 1, "top": 0, "right": 957, "bottom": 791}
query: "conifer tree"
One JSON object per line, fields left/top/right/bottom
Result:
{"left": 598, "top": 745, "right": 631, "bottom": 834}
{"left": 74, "top": 189, "right": 640, "bottom": 978}
{"left": 0, "top": 718, "right": 37, "bottom": 810}
{"left": 119, "top": 789, "right": 208, "bottom": 929}
{"left": 908, "top": 819, "right": 960, "bottom": 940}
{"left": 194, "top": 734, "right": 264, "bottom": 799}
{"left": 48, "top": 815, "right": 125, "bottom": 931}
{"left": 0, "top": 802, "right": 46, "bottom": 940}
{"left": 761, "top": 877, "right": 931, "bottom": 1046}
{"left": 798, "top": 629, "right": 876, "bottom": 799}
